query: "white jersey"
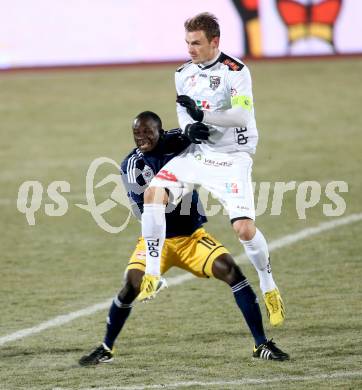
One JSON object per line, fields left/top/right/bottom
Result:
{"left": 175, "top": 52, "right": 259, "bottom": 154}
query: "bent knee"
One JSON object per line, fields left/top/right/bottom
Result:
{"left": 118, "top": 269, "right": 144, "bottom": 303}
{"left": 232, "top": 219, "right": 256, "bottom": 241}
{"left": 144, "top": 186, "right": 168, "bottom": 204}
{"left": 212, "top": 254, "right": 243, "bottom": 286}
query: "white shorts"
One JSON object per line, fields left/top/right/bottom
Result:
{"left": 150, "top": 144, "right": 255, "bottom": 221}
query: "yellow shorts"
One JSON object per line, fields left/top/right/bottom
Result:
{"left": 127, "top": 228, "right": 229, "bottom": 278}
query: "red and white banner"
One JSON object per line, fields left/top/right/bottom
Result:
{"left": 0, "top": 0, "right": 360, "bottom": 68}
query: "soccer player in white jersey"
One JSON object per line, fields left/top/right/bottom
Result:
{"left": 138, "top": 13, "right": 285, "bottom": 326}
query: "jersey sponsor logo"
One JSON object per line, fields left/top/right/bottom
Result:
{"left": 209, "top": 76, "right": 221, "bottom": 90}
{"left": 225, "top": 183, "right": 239, "bottom": 194}
{"left": 231, "top": 88, "right": 238, "bottom": 97}
{"left": 196, "top": 99, "right": 210, "bottom": 110}
{"left": 204, "top": 158, "right": 233, "bottom": 168}
{"left": 234, "top": 127, "right": 249, "bottom": 145}
{"left": 223, "top": 58, "right": 242, "bottom": 71}
{"left": 219, "top": 53, "right": 244, "bottom": 71}
{"left": 199, "top": 73, "right": 208, "bottom": 78}
{"left": 194, "top": 152, "right": 232, "bottom": 167}
{"left": 146, "top": 239, "right": 160, "bottom": 258}
{"left": 155, "top": 169, "right": 178, "bottom": 182}
{"left": 236, "top": 204, "right": 250, "bottom": 210}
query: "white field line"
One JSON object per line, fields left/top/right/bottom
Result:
{"left": 51, "top": 370, "right": 362, "bottom": 390}
{"left": 1, "top": 212, "right": 361, "bottom": 347}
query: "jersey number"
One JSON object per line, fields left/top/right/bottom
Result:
{"left": 235, "top": 127, "right": 248, "bottom": 145}
{"left": 198, "top": 236, "right": 217, "bottom": 250}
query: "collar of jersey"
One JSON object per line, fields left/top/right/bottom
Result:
{"left": 197, "top": 51, "right": 222, "bottom": 70}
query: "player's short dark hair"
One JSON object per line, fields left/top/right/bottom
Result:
{"left": 184, "top": 12, "right": 220, "bottom": 42}
{"left": 133, "top": 111, "right": 162, "bottom": 129}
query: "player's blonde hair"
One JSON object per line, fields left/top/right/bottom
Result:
{"left": 184, "top": 12, "right": 220, "bottom": 42}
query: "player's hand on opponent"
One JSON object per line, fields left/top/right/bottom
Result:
{"left": 184, "top": 122, "right": 210, "bottom": 144}
{"left": 176, "top": 95, "right": 204, "bottom": 122}
{"left": 136, "top": 274, "right": 168, "bottom": 303}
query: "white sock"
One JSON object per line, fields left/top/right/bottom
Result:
{"left": 240, "top": 228, "right": 277, "bottom": 294}
{"left": 141, "top": 204, "right": 166, "bottom": 276}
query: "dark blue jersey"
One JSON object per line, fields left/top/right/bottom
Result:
{"left": 120, "top": 129, "right": 207, "bottom": 238}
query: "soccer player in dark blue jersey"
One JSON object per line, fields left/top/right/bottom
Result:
{"left": 79, "top": 111, "right": 289, "bottom": 365}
